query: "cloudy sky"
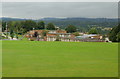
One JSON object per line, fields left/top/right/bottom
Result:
{"left": 2, "top": 2, "right": 118, "bottom": 19}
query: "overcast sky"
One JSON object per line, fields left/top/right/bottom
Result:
{"left": 2, "top": 2, "right": 118, "bottom": 19}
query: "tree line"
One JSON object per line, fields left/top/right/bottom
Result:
{"left": 2, "top": 20, "right": 102, "bottom": 34}
{"left": 2, "top": 20, "right": 78, "bottom": 37}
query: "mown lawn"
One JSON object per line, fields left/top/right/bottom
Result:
{"left": 2, "top": 41, "right": 118, "bottom": 77}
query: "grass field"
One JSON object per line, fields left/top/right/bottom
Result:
{"left": 2, "top": 41, "right": 118, "bottom": 77}
{"left": 0, "top": 41, "right": 2, "bottom": 78}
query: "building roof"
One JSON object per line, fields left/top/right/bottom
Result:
{"left": 76, "top": 34, "right": 100, "bottom": 39}
{"left": 48, "top": 33, "right": 71, "bottom": 35}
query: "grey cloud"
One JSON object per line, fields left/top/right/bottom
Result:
{"left": 2, "top": 2, "right": 118, "bottom": 19}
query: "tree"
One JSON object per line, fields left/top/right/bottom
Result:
{"left": 10, "top": 29, "right": 14, "bottom": 39}
{"left": 109, "top": 24, "right": 120, "bottom": 42}
{"left": 37, "top": 21, "right": 45, "bottom": 29}
{"left": 65, "top": 25, "right": 77, "bottom": 33}
{"left": 14, "top": 21, "right": 22, "bottom": 39}
{"left": 7, "top": 21, "right": 21, "bottom": 39}
{"left": 88, "top": 28, "right": 98, "bottom": 34}
{"left": 2, "top": 21, "right": 6, "bottom": 32}
{"left": 22, "top": 20, "right": 37, "bottom": 32}
{"left": 46, "top": 23, "right": 55, "bottom": 30}
{"left": 7, "top": 21, "right": 16, "bottom": 39}
{"left": 116, "top": 32, "right": 120, "bottom": 42}
{"left": 109, "top": 27, "right": 117, "bottom": 42}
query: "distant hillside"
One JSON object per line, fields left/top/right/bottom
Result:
{"left": 40, "top": 17, "right": 118, "bottom": 29}
{"left": 1, "top": 17, "right": 29, "bottom": 21}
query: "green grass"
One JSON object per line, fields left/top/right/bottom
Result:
{"left": 2, "top": 41, "right": 118, "bottom": 77}
{"left": 0, "top": 41, "right": 2, "bottom": 78}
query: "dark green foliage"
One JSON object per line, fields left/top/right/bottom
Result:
{"left": 109, "top": 24, "right": 120, "bottom": 42}
{"left": 65, "top": 25, "right": 77, "bottom": 33}
{"left": 8, "top": 21, "right": 23, "bottom": 39}
{"left": 88, "top": 28, "right": 98, "bottom": 34}
{"left": 2, "top": 21, "right": 6, "bottom": 32}
{"left": 22, "top": 20, "right": 37, "bottom": 32}
{"left": 10, "top": 29, "right": 14, "bottom": 39}
{"left": 33, "top": 32, "right": 38, "bottom": 37}
{"left": 116, "top": 32, "right": 120, "bottom": 42}
{"left": 46, "top": 23, "right": 55, "bottom": 30}
{"left": 109, "top": 28, "right": 117, "bottom": 42}
{"left": 37, "top": 21, "right": 45, "bottom": 29}
{"left": 8, "top": 21, "right": 15, "bottom": 39}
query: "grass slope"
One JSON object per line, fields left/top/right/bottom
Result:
{"left": 2, "top": 41, "right": 118, "bottom": 77}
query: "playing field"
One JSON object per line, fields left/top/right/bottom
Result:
{"left": 2, "top": 41, "right": 118, "bottom": 77}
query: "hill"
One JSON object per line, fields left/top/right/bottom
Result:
{"left": 40, "top": 17, "right": 118, "bottom": 28}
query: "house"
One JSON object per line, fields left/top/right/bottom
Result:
{"left": 47, "top": 33, "right": 75, "bottom": 41}
{"left": 46, "top": 30, "right": 76, "bottom": 41}
{"left": 48, "top": 30, "right": 67, "bottom": 33}
{"left": 26, "top": 30, "right": 46, "bottom": 41}
{"left": 26, "top": 30, "right": 104, "bottom": 42}
{"left": 26, "top": 29, "right": 76, "bottom": 42}
{"left": 76, "top": 34, "right": 104, "bottom": 42}
{"left": 76, "top": 34, "right": 102, "bottom": 39}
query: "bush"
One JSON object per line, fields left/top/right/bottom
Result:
{"left": 73, "top": 32, "right": 80, "bottom": 36}
{"left": 30, "top": 37, "right": 36, "bottom": 41}
{"left": 55, "top": 38, "right": 61, "bottom": 41}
